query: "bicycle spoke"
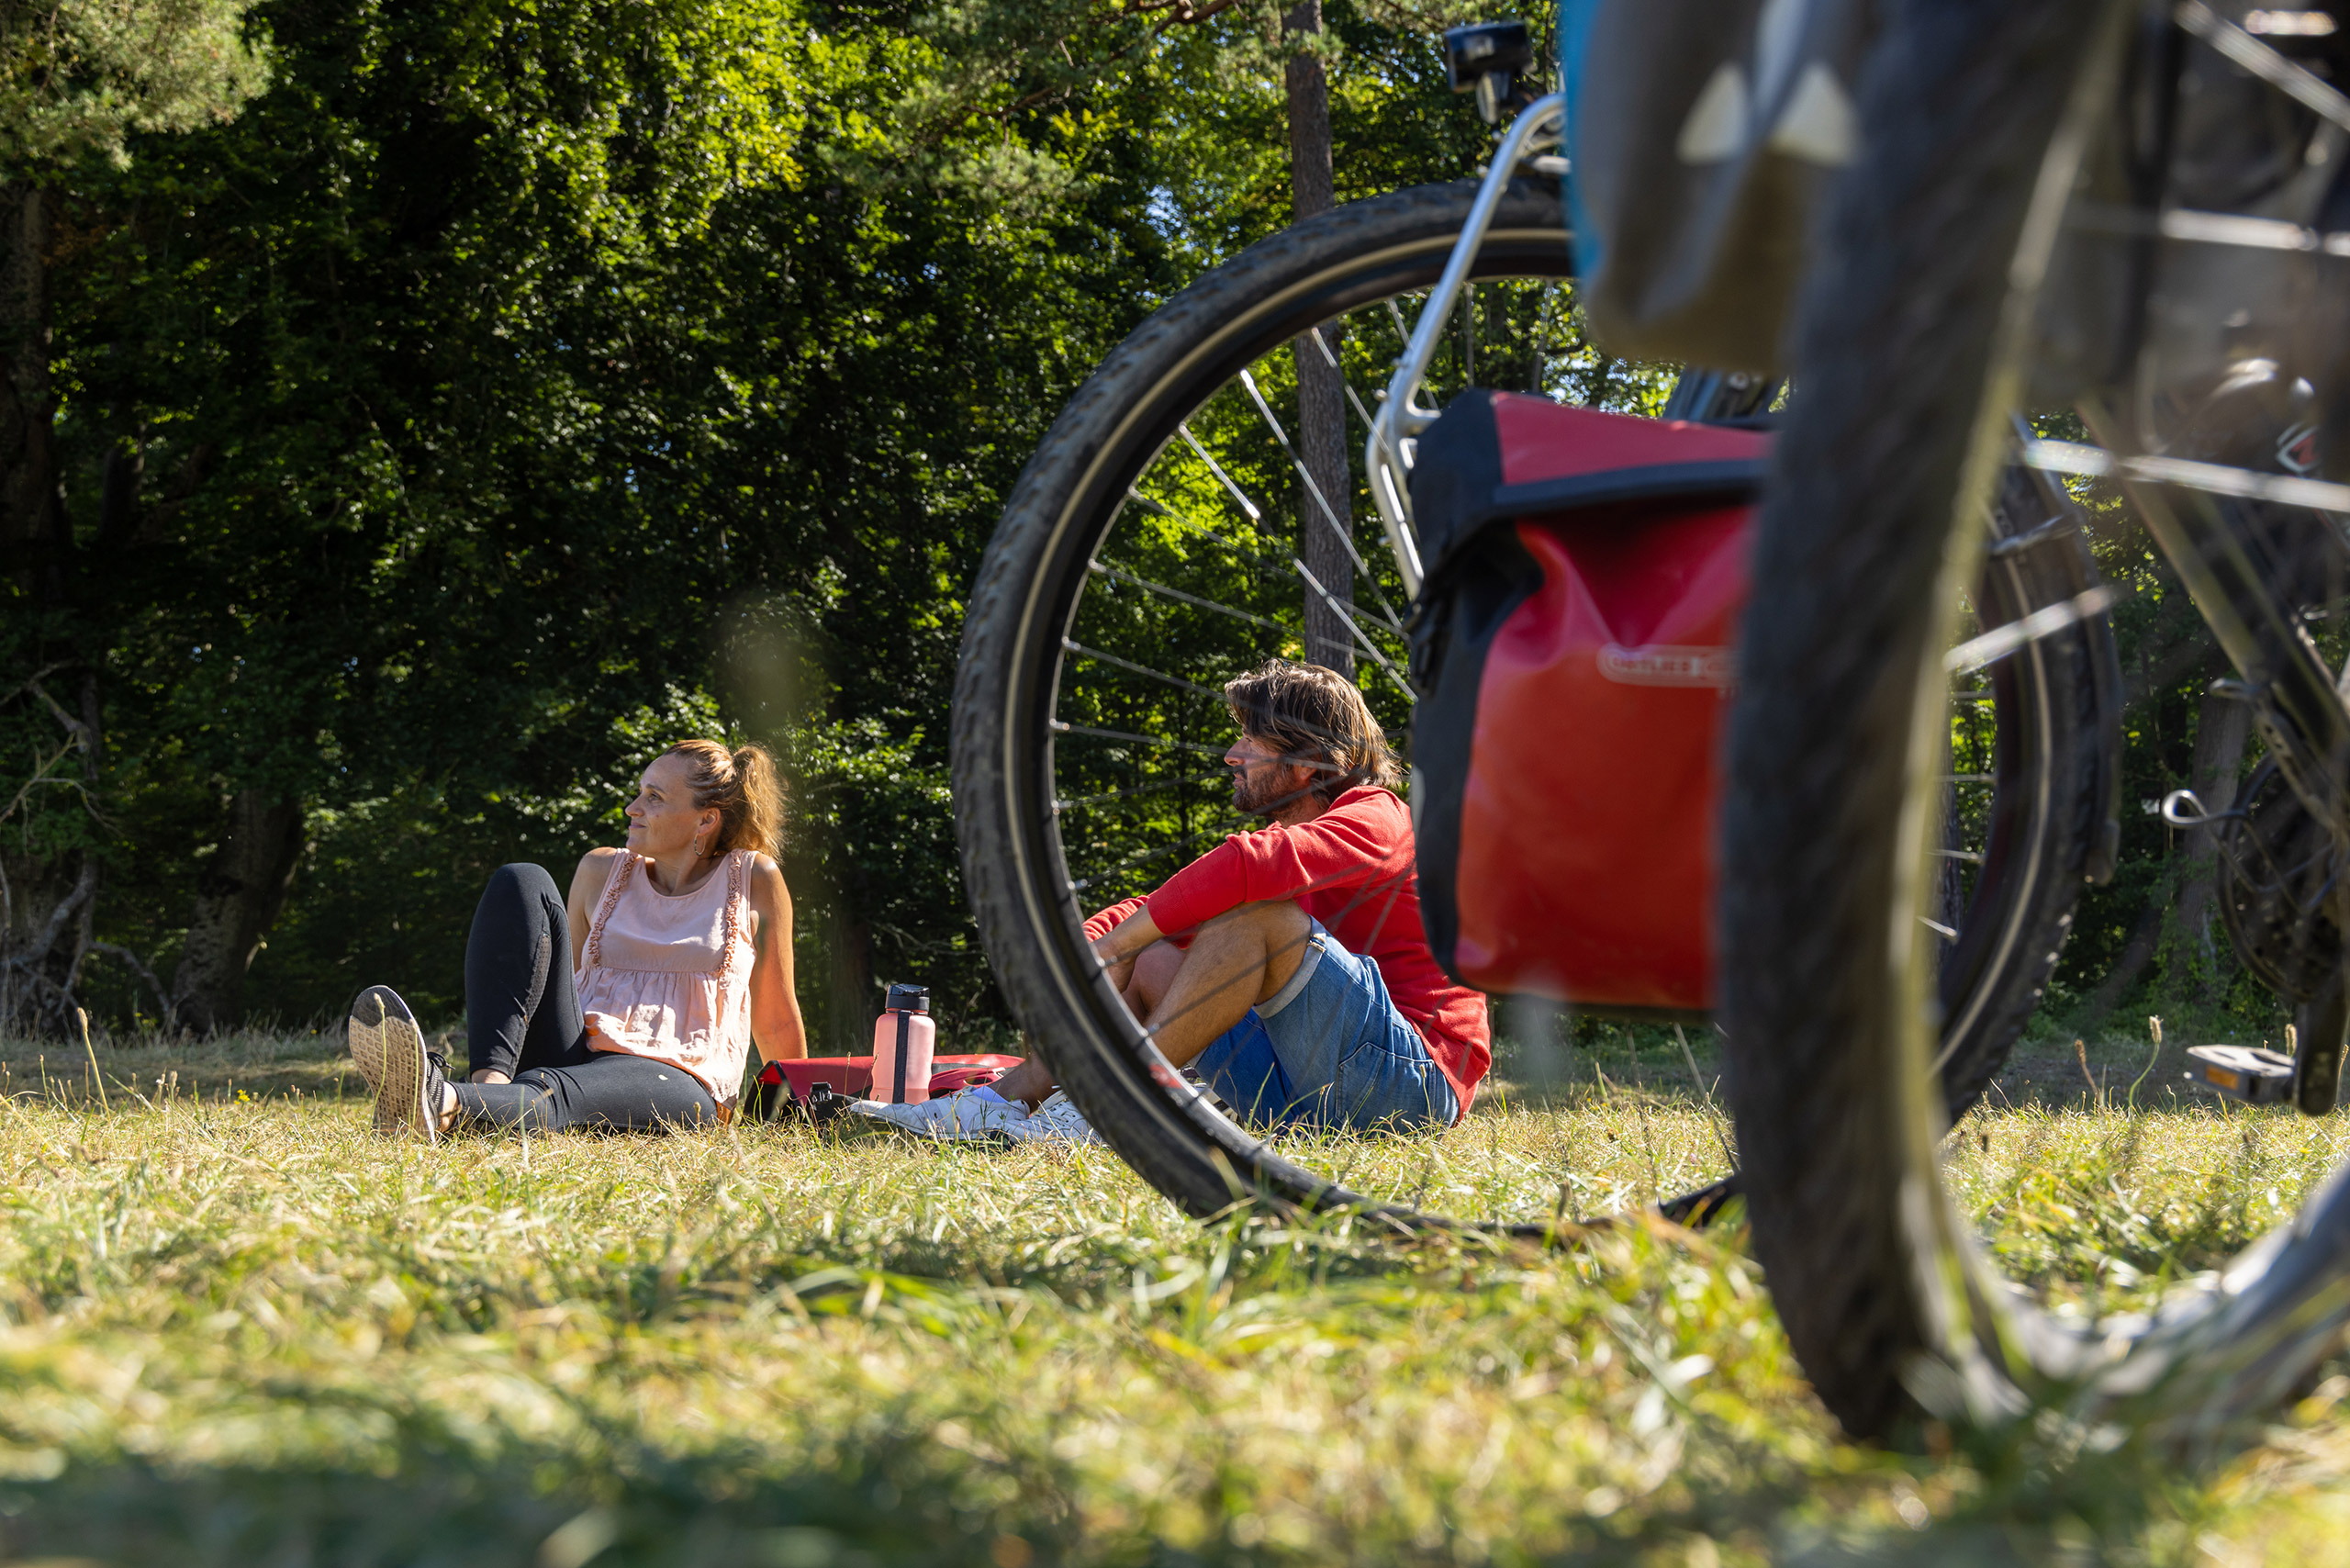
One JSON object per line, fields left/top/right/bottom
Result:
{"left": 1125, "top": 489, "right": 1295, "bottom": 580}
{"left": 1063, "top": 638, "right": 1235, "bottom": 704}
{"left": 1528, "top": 278, "right": 1561, "bottom": 395}
{"left": 1308, "top": 320, "right": 1395, "bottom": 453}
{"left": 1294, "top": 557, "right": 1418, "bottom": 702}
{"left": 2074, "top": 201, "right": 2350, "bottom": 257}
{"left": 1943, "top": 583, "right": 2126, "bottom": 674}
{"left": 1065, "top": 639, "right": 1405, "bottom": 753}
{"left": 1177, "top": 424, "right": 1264, "bottom": 523}
{"left": 2177, "top": 0, "right": 2350, "bottom": 131}
{"left": 1052, "top": 720, "right": 1241, "bottom": 761}
{"left": 1055, "top": 767, "right": 1232, "bottom": 814}
{"left": 1384, "top": 297, "right": 1414, "bottom": 351}
{"left": 1236, "top": 368, "right": 1410, "bottom": 633}
{"left": 1071, "top": 810, "right": 1270, "bottom": 894}
{"left": 2022, "top": 438, "right": 2350, "bottom": 514}
{"left": 1164, "top": 423, "right": 1416, "bottom": 622}
{"left": 1087, "top": 560, "right": 1292, "bottom": 635}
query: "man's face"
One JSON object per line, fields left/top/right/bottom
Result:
{"left": 1225, "top": 730, "right": 1313, "bottom": 817}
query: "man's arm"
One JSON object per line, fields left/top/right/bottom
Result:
{"left": 1147, "top": 792, "right": 1408, "bottom": 939}
{"left": 1091, "top": 903, "right": 1163, "bottom": 991}
{"left": 1083, "top": 897, "right": 1147, "bottom": 943}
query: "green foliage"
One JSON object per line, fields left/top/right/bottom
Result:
{"left": 8, "top": 0, "right": 1521, "bottom": 1038}
{"left": 0, "top": 0, "right": 265, "bottom": 174}
{"left": 17, "top": 0, "right": 2257, "bottom": 1068}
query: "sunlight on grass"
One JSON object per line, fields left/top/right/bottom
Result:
{"left": 0, "top": 1031, "right": 2343, "bottom": 1562}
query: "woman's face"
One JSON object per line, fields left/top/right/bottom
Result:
{"left": 624, "top": 754, "right": 719, "bottom": 858}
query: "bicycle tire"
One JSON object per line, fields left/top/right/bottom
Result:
{"left": 956, "top": 177, "right": 2106, "bottom": 1221}
{"left": 1720, "top": 0, "right": 2350, "bottom": 1441}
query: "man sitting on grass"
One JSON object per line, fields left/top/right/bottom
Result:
{"left": 882, "top": 658, "right": 1489, "bottom": 1138}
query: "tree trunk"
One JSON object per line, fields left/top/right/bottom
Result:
{"left": 0, "top": 181, "right": 94, "bottom": 1036}
{"left": 827, "top": 911, "right": 874, "bottom": 1056}
{"left": 1286, "top": 0, "right": 1354, "bottom": 676}
{"left": 0, "top": 183, "right": 62, "bottom": 592}
{"left": 171, "top": 790, "right": 305, "bottom": 1032}
{"left": 2175, "top": 689, "right": 2251, "bottom": 991}
{"left": 0, "top": 674, "right": 101, "bottom": 1031}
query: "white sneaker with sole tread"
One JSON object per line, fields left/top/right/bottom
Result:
{"left": 850, "top": 1086, "right": 1102, "bottom": 1145}
{"left": 347, "top": 983, "right": 439, "bottom": 1144}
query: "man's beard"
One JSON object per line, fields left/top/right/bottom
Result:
{"left": 1232, "top": 766, "right": 1305, "bottom": 817}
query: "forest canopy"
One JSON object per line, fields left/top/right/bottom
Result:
{"left": 0, "top": 0, "right": 1511, "bottom": 1050}
{"left": 0, "top": 0, "right": 2277, "bottom": 1055}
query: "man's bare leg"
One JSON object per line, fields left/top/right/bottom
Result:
{"left": 1119, "top": 940, "right": 1186, "bottom": 1018}
{"left": 992, "top": 902, "right": 1311, "bottom": 1106}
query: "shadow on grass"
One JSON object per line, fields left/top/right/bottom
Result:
{"left": 0, "top": 1428, "right": 2199, "bottom": 1568}
{"left": 0, "top": 1436, "right": 1056, "bottom": 1567}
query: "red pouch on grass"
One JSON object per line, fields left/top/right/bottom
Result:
{"left": 1406, "top": 391, "right": 1767, "bottom": 1015}
{"left": 751, "top": 1053, "right": 1024, "bottom": 1115}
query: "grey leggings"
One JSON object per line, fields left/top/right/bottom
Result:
{"left": 453, "top": 863, "right": 721, "bottom": 1134}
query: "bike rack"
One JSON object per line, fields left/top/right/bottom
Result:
{"left": 1364, "top": 91, "right": 1567, "bottom": 602}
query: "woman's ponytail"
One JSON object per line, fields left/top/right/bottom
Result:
{"left": 729, "top": 743, "right": 785, "bottom": 857}
{"left": 664, "top": 738, "right": 788, "bottom": 858}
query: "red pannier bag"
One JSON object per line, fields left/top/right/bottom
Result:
{"left": 1406, "top": 390, "right": 1767, "bottom": 1015}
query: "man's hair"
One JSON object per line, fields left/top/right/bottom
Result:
{"left": 1224, "top": 659, "right": 1401, "bottom": 807}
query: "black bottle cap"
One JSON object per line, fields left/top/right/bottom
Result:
{"left": 885, "top": 982, "right": 930, "bottom": 1014}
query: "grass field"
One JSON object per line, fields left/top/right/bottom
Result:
{"left": 0, "top": 1026, "right": 2346, "bottom": 1564}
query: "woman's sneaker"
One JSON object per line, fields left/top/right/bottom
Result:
{"left": 347, "top": 984, "right": 442, "bottom": 1144}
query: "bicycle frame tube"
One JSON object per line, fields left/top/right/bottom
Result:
{"left": 1366, "top": 92, "right": 1567, "bottom": 600}
{"left": 2080, "top": 398, "right": 2350, "bottom": 837}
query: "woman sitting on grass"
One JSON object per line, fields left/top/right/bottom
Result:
{"left": 347, "top": 739, "right": 808, "bottom": 1140}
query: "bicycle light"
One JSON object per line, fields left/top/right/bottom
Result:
{"left": 1443, "top": 22, "right": 1533, "bottom": 123}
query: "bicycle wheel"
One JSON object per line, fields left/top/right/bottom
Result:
{"left": 1722, "top": 0, "right": 2350, "bottom": 1439}
{"left": 955, "top": 176, "right": 2108, "bottom": 1223}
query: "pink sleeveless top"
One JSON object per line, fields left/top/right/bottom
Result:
{"left": 575, "top": 848, "right": 756, "bottom": 1108}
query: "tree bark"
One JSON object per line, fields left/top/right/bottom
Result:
{"left": 0, "top": 181, "right": 95, "bottom": 1036}
{"left": 0, "top": 183, "right": 62, "bottom": 593}
{"left": 1285, "top": 0, "right": 1354, "bottom": 676}
{"left": 2175, "top": 689, "right": 2252, "bottom": 989}
{"left": 171, "top": 790, "right": 305, "bottom": 1032}
{"left": 827, "top": 912, "right": 874, "bottom": 1056}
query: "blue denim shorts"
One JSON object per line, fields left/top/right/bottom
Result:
{"left": 1191, "top": 921, "right": 1460, "bottom": 1133}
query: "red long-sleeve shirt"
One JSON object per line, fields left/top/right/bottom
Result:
{"left": 1082, "top": 785, "right": 1490, "bottom": 1117}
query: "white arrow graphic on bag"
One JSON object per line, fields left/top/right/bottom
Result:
{"left": 1675, "top": 0, "right": 1858, "bottom": 168}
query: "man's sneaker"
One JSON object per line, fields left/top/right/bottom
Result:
{"left": 1002, "top": 1091, "right": 1102, "bottom": 1146}
{"left": 850, "top": 1086, "right": 1034, "bottom": 1142}
{"left": 349, "top": 984, "right": 442, "bottom": 1144}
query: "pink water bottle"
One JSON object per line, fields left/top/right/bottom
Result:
{"left": 869, "top": 983, "right": 936, "bottom": 1103}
